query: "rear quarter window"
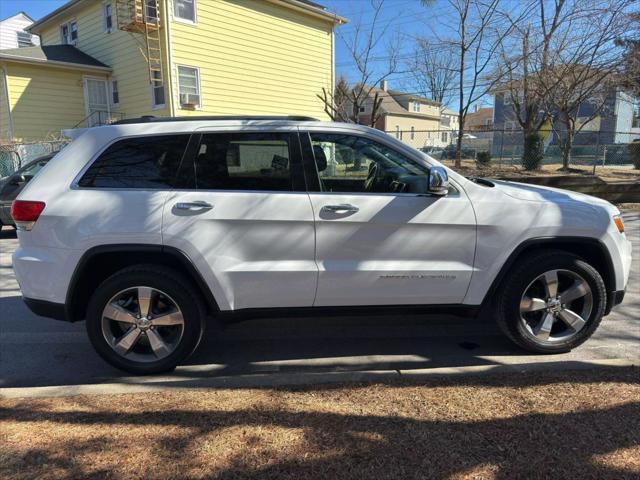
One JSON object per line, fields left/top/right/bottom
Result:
{"left": 78, "top": 135, "right": 190, "bottom": 188}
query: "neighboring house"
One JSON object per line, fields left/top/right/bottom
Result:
{"left": 465, "top": 106, "right": 493, "bottom": 131}
{"left": 0, "top": 12, "right": 40, "bottom": 50}
{"left": 437, "top": 109, "right": 459, "bottom": 146}
{"left": 493, "top": 88, "right": 638, "bottom": 149}
{"left": 358, "top": 81, "right": 441, "bottom": 149}
{"left": 0, "top": 0, "right": 346, "bottom": 142}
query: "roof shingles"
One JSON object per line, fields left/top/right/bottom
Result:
{"left": 0, "top": 45, "right": 110, "bottom": 69}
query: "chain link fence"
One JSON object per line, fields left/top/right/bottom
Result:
{"left": 387, "top": 128, "right": 640, "bottom": 169}
{"left": 0, "top": 140, "right": 69, "bottom": 177}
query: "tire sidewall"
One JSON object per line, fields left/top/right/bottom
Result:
{"left": 501, "top": 254, "right": 606, "bottom": 353}
{"left": 86, "top": 268, "right": 205, "bottom": 374}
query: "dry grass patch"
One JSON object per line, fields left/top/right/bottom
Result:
{"left": 1, "top": 367, "right": 639, "bottom": 479}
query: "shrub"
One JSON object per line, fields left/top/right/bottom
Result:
{"left": 628, "top": 142, "right": 640, "bottom": 170}
{"left": 476, "top": 151, "right": 491, "bottom": 166}
{"left": 522, "top": 133, "right": 544, "bottom": 170}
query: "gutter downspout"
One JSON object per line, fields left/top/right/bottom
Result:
{"left": 163, "top": 0, "right": 176, "bottom": 116}
{"left": 0, "top": 64, "right": 14, "bottom": 140}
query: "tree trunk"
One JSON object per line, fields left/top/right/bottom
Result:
{"left": 456, "top": 117, "right": 464, "bottom": 168}
{"left": 561, "top": 132, "right": 573, "bottom": 170}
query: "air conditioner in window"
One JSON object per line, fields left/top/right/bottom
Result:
{"left": 180, "top": 93, "right": 200, "bottom": 109}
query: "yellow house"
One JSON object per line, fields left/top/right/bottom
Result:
{"left": 0, "top": 0, "right": 346, "bottom": 142}
{"left": 358, "top": 81, "right": 441, "bottom": 150}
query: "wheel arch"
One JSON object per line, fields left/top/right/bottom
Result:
{"left": 481, "top": 236, "right": 615, "bottom": 310}
{"left": 66, "top": 244, "right": 219, "bottom": 322}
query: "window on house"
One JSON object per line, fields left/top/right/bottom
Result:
{"left": 70, "top": 21, "right": 78, "bottom": 43}
{"left": 78, "top": 135, "right": 190, "bottom": 189}
{"left": 111, "top": 80, "right": 119, "bottom": 105}
{"left": 410, "top": 126, "right": 415, "bottom": 140}
{"left": 359, "top": 106, "right": 366, "bottom": 113}
{"left": 16, "top": 31, "right": 34, "bottom": 47}
{"left": 412, "top": 102, "right": 420, "bottom": 112}
{"left": 441, "top": 132, "right": 448, "bottom": 142}
{"left": 60, "top": 24, "right": 69, "bottom": 43}
{"left": 174, "top": 0, "right": 196, "bottom": 22}
{"left": 146, "top": 0, "right": 158, "bottom": 21}
{"left": 177, "top": 66, "right": 200, "bottom": 108}
{"left": 152, "top": 70, "right": 165, "bottom": 107}
{"left": 503, "top": 93, "right": 512, "bottom": 105}
{"left": 104, "top": 4, "right": 113, "bottom": 32}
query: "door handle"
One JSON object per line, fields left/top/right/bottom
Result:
{"left": 175, "top": 201, "right": 213, "bottom": 211}
{"left": 322, "top": 204, "right": 359, "bottom": 213}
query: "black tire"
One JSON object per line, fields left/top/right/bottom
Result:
{"left": 86, "top": 264, "right": 206, "bottom": 374}
{"left": 496, "top": 250, "right": 606, "bottom": 353}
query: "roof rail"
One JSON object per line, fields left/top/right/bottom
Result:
{"left": 112, "top": 115, "right": 320, "bottom": 125}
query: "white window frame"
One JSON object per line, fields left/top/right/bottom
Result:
{"left": 104, "top": 3, "right": 114, "bottom": 33}
{"left": 16, "top": 31, "right": 34, "bottom": 47}
{"left": 70, "top": 20, "right": 78, "bottom": 45}
{"left": 412, "top": 102, "right": 420, "bottom": 112}
{"left": 151, "top": 70, "right": 166, "bottom": 109}
{"left": 177, "top": 64, "right": 202, "bottom": 110}
{"left": 110, "top": 79, "right": 119, "bottom": 106}
{"left": 503, "top": 93, "right": 512, "bottom": 106}
{"left": 173, "top": 0, "right": 197, "bottom": 24}
{"left": 60, "top": 23, "right": 70, "bottom": 44}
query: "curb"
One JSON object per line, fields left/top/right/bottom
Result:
{"left": 0, "top": 358, "right": 635, "bottom": 399}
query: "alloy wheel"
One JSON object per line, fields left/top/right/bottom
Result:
{"left": 519, "top": 269, "right": 593, "bottom": 343}
{"left": 101, "top": 286, "right": 185, "bottom": 363}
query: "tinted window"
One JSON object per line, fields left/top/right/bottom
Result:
{"left": 79, "top": 135, "right": 189, "bottom": 188}
{"left": 309, "top": 133, "right": 429, "bottom": 194}
{"left": 192, "top": 133, "right": 293, "bottom": 191}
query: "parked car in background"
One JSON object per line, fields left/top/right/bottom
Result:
{"left": 0, "top": 154, "right": 53, "bottom": 228}
{"left": 440, "top": 144, "right": 477, "bottom": 160}
{"left": 11, "top": 117, "right": 631, "bottom": 374}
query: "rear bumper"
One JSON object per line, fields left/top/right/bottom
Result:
{"left": 23, "top": 297, "right": 69, "bottom": 321}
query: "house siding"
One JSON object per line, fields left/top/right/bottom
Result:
{"left": 0, "top": 62, "right": 91, "bottom": 141}
{"left": 383, "top": 114, "right": 440, "bottom": 149}
{"left": 38, "top": 1, "right": 170, "bottom": 119}
{"left": 167, "top": 0, "right": 334, "bottom": 119}
{"left": 0, "top": 13, "right": 39, "bottom": 50}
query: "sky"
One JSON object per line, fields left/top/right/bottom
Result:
{"left": 0, "top": 0, "right": 479, "bottom": 107}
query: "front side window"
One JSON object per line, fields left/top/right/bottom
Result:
{"left": 177, "top": 65, "right": 200, "bottom": 108}
{"left": 146, "top": 0, "right": 158, "bottom": 21}
{"left": 174, "top": 0, "right": 196, "bottom": 22}
{"left": 78, "top": 135, "right": 190, "bottom": 188}
{"left": 309, "top": 133, "right": 429, "bottom": 194}
{"left": 413, "top": 102, "right": 420, "bottom": 112}
{"left": 189, "top": 132, "right": 294, "bottom": 192}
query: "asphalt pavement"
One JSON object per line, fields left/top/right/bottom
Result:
{"left": 0, "top": 211, "right": 638, "bottom": 395}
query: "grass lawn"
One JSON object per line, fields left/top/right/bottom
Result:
{"left": 1, "top": 367, "right": 639, "bottom": 479}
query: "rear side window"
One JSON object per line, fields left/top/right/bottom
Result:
{"left": 191, "top": 132, "right": 294, "bottom": 191}
{"left": 79, "top": 135, "right": 190, "bottom": 188}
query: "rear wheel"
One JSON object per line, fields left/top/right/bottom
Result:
{"left": 86, "top": 265, "right": 206, "bottom": 374}
{"left": 496, "top": 251, "right": 606, "bottom": 353}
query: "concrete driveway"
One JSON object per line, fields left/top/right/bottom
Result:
{"left": 1, "top": 212, "right": 638, "bottom": 393}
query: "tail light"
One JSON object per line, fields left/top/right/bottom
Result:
{"left": 11, "top": 200, "right": 45, "bottom": 231}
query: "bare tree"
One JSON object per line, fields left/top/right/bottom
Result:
{"left": 535, "top": 0, "right": 633, "bottom": 169}
{"left": 617, "top": 12, "right": 640, "bottom": 97}
{"left": 317, "top": 0, "right": 399, "bottom": 127}
{"left": 406, "top": 37, "right": 458, "bottom": 109}
{"left": 424, "top": 0, "right": 518, "bottom": 168}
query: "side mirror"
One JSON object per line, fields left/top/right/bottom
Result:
{"left": 428, "top": 166, "right": 449, "bottom": 196}
{"left": 10, "top": 174, "right": 26, "bottom": 186}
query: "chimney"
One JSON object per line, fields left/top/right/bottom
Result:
{"left": 381, "top": 80, "right": 388, "bottom": 91}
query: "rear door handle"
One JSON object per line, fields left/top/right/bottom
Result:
{"left": 175, "top": 201, "right": 213, "bottom": 211}
{"left": 322, "top": 204, "right": 359, "bottom": 213}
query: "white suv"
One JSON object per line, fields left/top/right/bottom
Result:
{"left": 11, "top": 116, "right": 632, "bottom": 374}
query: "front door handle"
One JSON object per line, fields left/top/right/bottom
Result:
{"left": 322, "top": 204, "right": 359, "bottom": 213}
{"left": 175, "top": 201, "right": 213, "bottom": 211}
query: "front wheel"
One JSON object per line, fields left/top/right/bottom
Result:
{"left": 86, "top": 265, "right": 206, "bottom": 374}
{"left": 496, "top": 251, "right": 607, "bottom": 353}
